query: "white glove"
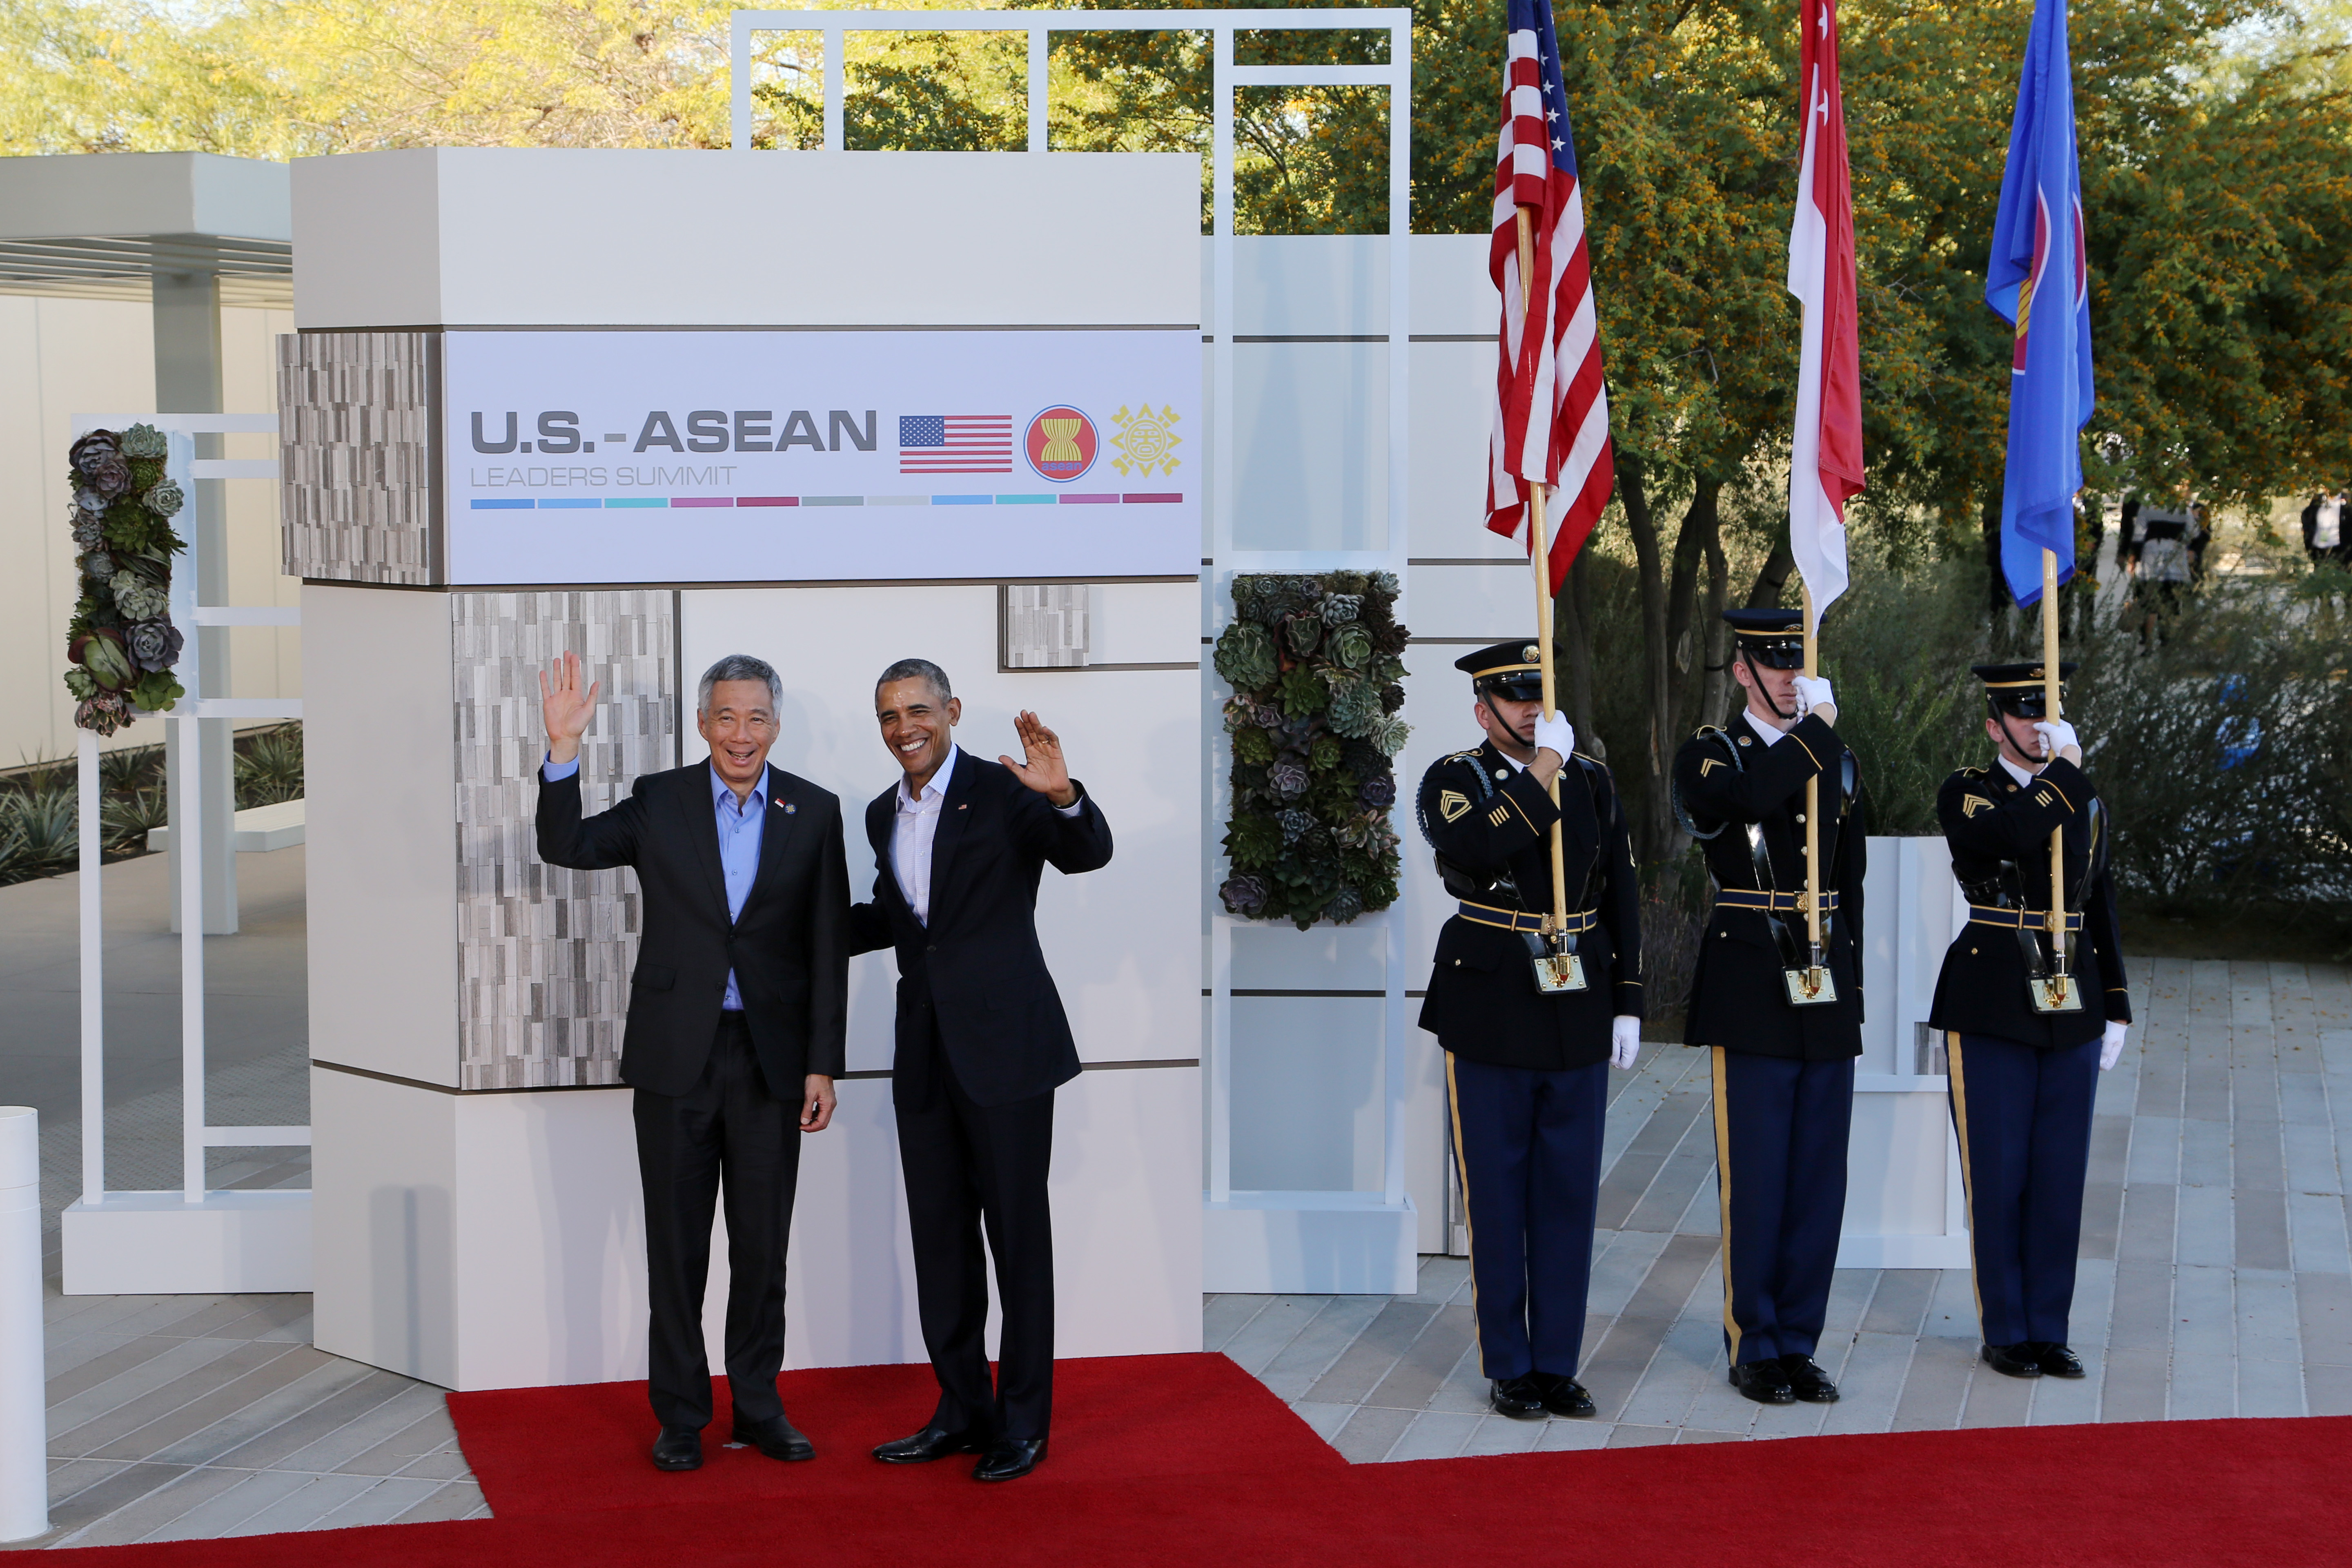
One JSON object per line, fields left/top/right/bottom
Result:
{"left": 2032, "top": 719, "right": 2081, "bottom": 762}
{"left": 2100, "top": 1020, "right": 2127, "bottom": 1071}
{"left": 1791, "top": 675, "right": 1834, "bottom": 718}
{"left": 1609, "top": 1016, "right": 1641, "bottom": 1070}
{"left": 1532, "top": 710, "right": 1575, "bottom": 764}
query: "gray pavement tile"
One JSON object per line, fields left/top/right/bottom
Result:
{"left": 2236, "top": 1271, "right": 2301, "bottom": 1363}
{"left": 1922, "top": 1267, "right": 1978, "bottom": 1339}
{"left": 1595, "top": 1089, "right": 1708, "bottom": 1231}
{"left": 1330, "top": 1404, "right": 1413, "bottom": 1463}
{"left": 2086, "top": 1114, "right": 2133, "bottom": 1186}
{"left": 45, "top": 1334, "right": 182, "bottom": 1401}
{"left": 1958, "top": 1361, "right": 2036, "bottom": 1428}
{"left": 2027, "top": 1357, "right": 2103, "bottom": 1426}
{"left": 1303, "top": 1301, "right": 1437, "bottom": 1405}
{"left": 193, "top": 1363, "right": 411, "bottom": 1470}
{"left": 2172, "top": 1263, "right": 2238, "bottom": 1371}
{"left": 2079, "top": 1180, "right": 2124, "bottom": 1261}
{"left": 2174, "top": 1182, "right": 2236, "bottom": 1269}
{"left": 1811, "top": 1331, "right": 1914, "bottom": 1436}
{"left": 1199, "top": 1295, "right": 1265, "bottom": 1355}
{"left": 197, "top": 1472, "right": 380, "bottom": 1540}
{"left": 2289, "top": 1192, "right": 2352, "bottom": 1275}
{"left": 45, "top": 1336, "right": 273, "bottom": 1452}
{"left": 1860, "top": 1270, "right": 1936, "bottom": 1337}
{"left": 46, "top": 1465, "right": 243, "bottom": 1549}
{"left": 83, "top": 1344, "right": 334, "bottom": 1463}
{"left": 1459, "top": 1412, "right": 1546, "bottom": 1455}
{"left": 1381, "top": 1410, "right": 1479, "bottom": 1462}
{"left": 1612, "top": 1316, "right": 1715, "bottom": 1429}
{"left": 275, "top": 1384, "right": 448, "bottom": 1474}
{"left": 2237, "top": 1356, "right": 2306, "bottom": 1419}
{"left": 1533, "top": 1416, "right": 1613, "bottom": 1450}
{"left": 2107, "top": 1261, "right": 2176, "bottom": 1352}
{"left": 1214, "top": 1295, "right": 1326, "bottom": 1376}
{"left": 396, "top": 1449, "right": 475, "bottom": 1482}
{"left": 392, "top": 1480, "right": 490, "bottom": 1526}
{"left": 305, "top": 1476, "right": 449, "bottom": 1531}
{"left": 1257, "top": 1295, "right": 1386, "bottom": 1387}
{"left": 1623, "top": 1114, "right": 1720, "bottom": 1235}
{"left": 2305, "top": 1363, "right": 2352, "bottom": 1418}
{"left": 2116, "top": 1184, "right": 2178, "bottom": 1265}
{"left": 2100, "top": 1345, "right": 2172, "bottom": 1426}
{"left": 1674, "top": 1427, "right": 1746, "bottom": 1443}
{"left": 2294, "top": 1273, "right": 2352, "bottom": 1365}
{"left": 1362, "top": 1303, "right": 1473, "bottom": 1411}
{"left": 1403, "top": 1256, "right": 1469, "bottom": 1306}
{"left": 1619, "top": 1232, "right": 1719, "bottom": 1325}
{"left": 1585, "top": 1229, "right": 1669, "bottom": 1319}
{"left": 1285, "top": 1401, "right": 1356, "bottom": 1443}
{"left": 1606, "top": 1423, "right": 1678, "bottom": 1447}
{"left": 42, "top": 1457, "right": 135, "bottom": 1511}
{"left": 1888, "top": 1334, "right": 1976, "bottom": 1431}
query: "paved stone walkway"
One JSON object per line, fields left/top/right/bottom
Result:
{"left": 1209, "top": 958, "right": 2352, "bottom": 1459}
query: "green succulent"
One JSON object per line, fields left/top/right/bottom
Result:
{"left": 1234, "top": 726, "right": 1276, "bottom": 766}
{"left": 1213, "top": 621, "right": 1278, "bottom": 691}
{"left": 118, "top": 423, "right": 168, "bottom": 460}
{"left": 1328, "top": 623, "right": 1373, "bottom": 670}
{"left": 1277, "top": 665, "right": 1329, "bottom": 717}
{"left": 1326, "top": 676, "right": 1380, "bottom": 739}
{"left": 1309, "top": 735, "right": 1341, "bottom": 771}
{"left": 1284, "top": 614, "right": 1321, "bottom": 656}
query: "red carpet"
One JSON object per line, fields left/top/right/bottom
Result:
{"left": 50, "top": 1354, "right": 2352, "bottom": 1564}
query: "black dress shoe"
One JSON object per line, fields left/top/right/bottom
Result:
{"left": 2031, "top": 1342, "right": 2086, "bottom": 1379}
{"left": 1728, "top": 1360, "right": 1796, "bottom": 1405}
{"left": 1779, "top": 1354, "right": 1840, "bottom": 1403}
{"left": 651, "top": 1425, "right": 703, "bottom": 1471}
{"left": 872, "top": 1423, "right": 989, "bottom": 1464}
{"left": 973, "top": 1437, "right": 1046, "bottom": 1482}
{"left": 731, "top": 1413, "right": 815, "bottom": 1462}
{"left": 1490, "top": 1374, "right": 1548, "bottom": 1420}
{"left": 1531, "top": 1372, "right": 1596, "bottom": 1418}
{"left": 1981, "top": 1342, "right": 2045, "bottom": 1379}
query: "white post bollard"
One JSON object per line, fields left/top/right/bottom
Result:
{"left": 0, "top": 1106, "right": 45, "bottom": 1542}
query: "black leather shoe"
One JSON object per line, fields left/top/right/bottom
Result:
{"left": 1490, "top": 1374, "right": 1548, "bottom": 1419}
{"left": 651, "top": 1425, "right": 703, "bottom": 1471}
{"left": 872, "top": 1423, "right": 989, "bottom": 1464}
{"left": 1982, "top": 1342, "right": 2045, "bottom": 1379}
{"left": 1779, "top": 1354, "right": 1840, "bottom": 1403}
{"left": 1532, "top": 1372, "right": 1596, "bottom": 1418}
{"left": 973, "top": 1437, "right": 1046, "bottom": 1482}
{"left": 1728, "top": 1360, "right": 1796, "bottom": 1405}
{"left": 731, "top": 1413, "right": 815, "bottom": 1462}
{"left": 2031, "top": 1342, "right": 2086, "bottom": 1379}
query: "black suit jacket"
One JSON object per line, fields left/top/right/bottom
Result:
{"left": 536, "top": 761, "right": 850, "bottom": 1099}
{"left": 1414, "top": 741, "right": 1644, "bottom": 1070}
{"left": 1928, "top": 756, "right": 2131, "bottom": 1047}
{"left": 848, "top": 752, "right": 1114, "bottom": 1108}
{"left": 1672, "top": 714, "right": 1869, "bottom": 1060}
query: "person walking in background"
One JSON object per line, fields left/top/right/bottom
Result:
{"left": 1413, "top": 642, "right": 1643, "bottom": 1424}
{"left": 1670, "top": 609, "right": 1868, "bottom": 1408}
{"left": 536, "top": 651, "right": 850, "bottom": 1473}
{"left": 2126, "top": 491, "right": 2194, "bottom": 646}
{"left": 1929, "top": 663, "right": 2130, "bottom": 1382}
{"left": 2303, "top": 488, "right": 2347, "bottom": 569}
{"left": 851, "top": 659, "right": 1111, "bottom": 1484}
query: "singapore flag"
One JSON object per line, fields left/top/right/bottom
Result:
{"left": 1786, "top": 0, "right": 1866, "bottom": 628}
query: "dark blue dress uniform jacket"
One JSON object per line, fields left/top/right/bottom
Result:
{"left": 1673, "top": 714, "right": 1866, "bottom": 1060}
{"left": 1415, "top": 741, "right": 1643, "bottom": 1070}
{"left": 1927, "top": 757, "right": 2132, "bottom": 1047}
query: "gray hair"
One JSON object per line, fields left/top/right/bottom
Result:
{"left": 875, "top": 657, "right": 952, "bottom": 703}
{"left": 698, "top": 654, "right": 781, "bottom": 715}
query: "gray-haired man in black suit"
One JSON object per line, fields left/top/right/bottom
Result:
{"left": 537, "top": 650, "right": 850, "bottom": 1474}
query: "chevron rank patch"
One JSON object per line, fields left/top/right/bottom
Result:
{"left": 1961, "top": 795, "right": 1994, "bottom": 818}
{"left": 1439, "top": 790, "right": 1471, "bottom": 823}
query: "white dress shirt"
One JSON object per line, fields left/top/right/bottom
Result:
{"left": 889, "top": 743, "right": 1087, "bottom": 927}
{"left": 1996, "top": 752, "right": 2042, "bottom": 788}
{"left": 1743, "top": 708, "right": 1788, "bottom": 747}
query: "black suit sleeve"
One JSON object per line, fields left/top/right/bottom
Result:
{"left": 846, "top": 798, "right": 896, "bottom": 956}
{"left": 1592, "top": 765, "right": 1644, "bottom": 1019}
{"left": 1417, "top": 756, "right": 1578, "bottom": 879}
{"left": 1010, "top": 780, "right": 1114, "bottom": 875}
{"left": 2087, "top": 865, "right": 2131, "bottom": 1025}
{"left": 805, "top": 796, "right": 851, "bottom": 1077}
{"left": 1938, "top": 757, "right": 2093, "bottom": 858}
{"left": 1842, "top": 781, "right": 1869, "bottom": 1017}
{"left": 535, "top": 766, "right": 650, "bottom": 870}
{"left": 1673, "top": 715, "right": 1840, "bottom": 826}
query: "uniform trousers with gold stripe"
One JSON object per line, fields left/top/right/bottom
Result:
{"left": 1711, "top": 1049, "right": 1853, "bottom": 1367}
{"left": 1945, "top": 1031, "right": 2101, "bottom": 1348}
{"left": 1446, "top": 1054, "right": 1607, "bottom": 1380}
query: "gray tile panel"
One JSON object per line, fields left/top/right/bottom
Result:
{"left": 277, "top": 331, "right": 435, "bottom": 585}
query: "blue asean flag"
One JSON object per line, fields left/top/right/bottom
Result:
{"left": 1986, "top": 0, "right": 2094, "bottom": 608}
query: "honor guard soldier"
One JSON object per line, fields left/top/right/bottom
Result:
{"left": 1416, "top": 641, "right": 1643, "bottom": 1422}
{"left": 1671, "top": 608, "right": 1866, "bottom": 1406}
{"left": 1929, "top": 664, "right": 2130, "bottom": 1381}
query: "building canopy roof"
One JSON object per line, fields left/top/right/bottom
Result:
{"left": 0, "top": 152, "right": 292, "bottom": 307}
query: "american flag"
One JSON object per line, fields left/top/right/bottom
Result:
{"left": 898, "top": 414, "right": 1013, "bottom": 473}
{"left": 1486, "top": 0, "right": 1612, "bottom": 594}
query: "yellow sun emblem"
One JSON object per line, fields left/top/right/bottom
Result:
{"left": 1109, "top": 403, "right": 1183, "bottom": 478}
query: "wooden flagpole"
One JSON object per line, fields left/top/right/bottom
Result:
{"left": 2042, "top": 546, "right": 2066, "bottom": 966}
{"left": 1800, "top": 582, "right": 1823, "bottom": 954}
{"left": 1516, "top": 209, "right": 1572, "bottom": 940}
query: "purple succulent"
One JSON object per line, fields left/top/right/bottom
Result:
{"left": 125, "top": 618, "right": 183, "bottom": 673}
{"left": 1358, "top": 773, "right": 1396, "bottom": 810}
{"left": 86, "top": 452, "right": 134, "bottom": 499}
{"left": 1218, "top": 875, "right": 1268, "bottom": 916}
{"left": 1268, "top": 760, "right": 1310, "bottom": 798}
{"left": 69, "top": 429, "right": 121, "bottom": 477}
{"left": 75, "top": 692, "right": 130, "bottom": 736}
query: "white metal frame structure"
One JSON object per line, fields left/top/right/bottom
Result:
{"left": 61, "top": 412, "right": 309, "bottom": 1294}
{"left": 729, "top": 8, "right": 1418, "bottom": 1290}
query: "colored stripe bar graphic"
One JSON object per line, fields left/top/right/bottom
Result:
{"left": 537, "top": 498, "right": 599, "bottom": 509}
{"left": 1122, "top": 493, "right": 1184, "bottom": 503}
{"left": 932, "top": 495, "right": 993, "bottom": 505}
{"left": 671, "top": 497, "right": 732, "bottom": 509}
{"left": 737, "top": 496, "right": 797, "bottom": 508}
{"left": 996, "top": 495, "right": 1056, "bottom": 505}
{"left": 470, "top": 499, "right": 532, "bottom": 510}
{"left": 802, "top": 496, "right": 862, "bottom": 507}
{"left": 605, "top": 497, "right": 666, "bottom": 509}
{"left": 1059, "top": 494, "right": 1119, "bottom": 505}
{"left": 867, "top": 496, "right": 925, "bottom": 507}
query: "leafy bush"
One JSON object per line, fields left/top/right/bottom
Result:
{"left": 0, "top": 788, "right": 78, "bottom": 881}
{"left": 234, "top": 726, "right": 304, "bottom": 806}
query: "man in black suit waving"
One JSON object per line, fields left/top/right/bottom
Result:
{"left": 851, "top": 659, "right": 1112, "bottom": 1483}
{"left": 537, "top": 650, "right": 849, "bottom": 1473}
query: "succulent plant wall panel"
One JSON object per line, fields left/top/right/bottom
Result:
{"left": 452, "top": 590, "right": 676, "bottom": 1090}
{"left": 63, "top": 424, "right": 188, "bottom": 736}
{"left": 278, "top": 331, "right": 437, "bottom": 585}
{"left": 1214, "top": 572, "right": 1409, "bottom": 929}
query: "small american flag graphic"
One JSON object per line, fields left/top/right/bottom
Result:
{"left": 898, "top": 414, "right": 1014, "bottom": 473}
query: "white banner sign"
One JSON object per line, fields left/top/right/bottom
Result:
{"left": 441, "top": 330, "right": 1200, "bottom": 585}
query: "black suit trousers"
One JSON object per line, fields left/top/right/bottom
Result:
{"left": 634, "top": 1013, "right": 802, "bottom": 1431}
{"left": 896, "top": 1009, "right": 1057, "bottom": 1443}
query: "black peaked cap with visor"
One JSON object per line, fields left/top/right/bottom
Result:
{"left": 1723, "top": 608, "right": 1806, "bottom": 670}
{"left": 1454, "top": 640, "right": 1547, "bottom": 703}
{"left": 1971, "top": 661, "right": 2078, "bottom": 720}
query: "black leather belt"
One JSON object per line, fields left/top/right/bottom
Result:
{"left": 1456, "top": 900, "right": 1596, "bottom": 935}
{"left": 1713, "top": 887, "right": 1840, "bottom": 915}
{"left": 1968, "top": 903, "right": 2083, "bottom": 932}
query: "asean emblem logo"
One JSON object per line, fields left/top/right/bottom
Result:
{"left": 1110, "top": 403, "right": 1183, "bottom": 477}
{"left": 1024, "top": 406, "right": 1098, "bottom": 483}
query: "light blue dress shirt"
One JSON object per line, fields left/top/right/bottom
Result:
{"left": 543, "top": 754, "right": 766, "bottom": 1010}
